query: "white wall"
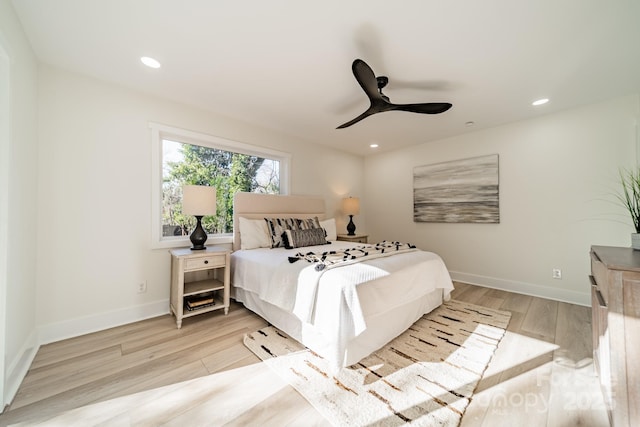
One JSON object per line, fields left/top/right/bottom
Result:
{"left": 0, "top": 0, "right": 39, "bottom": 408}
{"left": 364, "top": 95, "right": 640, "bottom": 305}
{"left": 35, "top": 65, "right": 364, "bottom": 342}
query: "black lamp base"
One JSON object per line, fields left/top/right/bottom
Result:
{"left": 346, "top": 215, "right": 356, "bottom": 236}
{"left": 190, "top": 215, "right": 208, "bottom": 250}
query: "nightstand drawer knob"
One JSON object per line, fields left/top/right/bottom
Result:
{"left": 204, "top": 260, "right": 209, "bottom": 264}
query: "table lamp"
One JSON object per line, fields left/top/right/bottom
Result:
{"left": 182, "top": 185, "right": 216, "bottom": 250}
{"left": 342, "top": 196, "right": 360, "bottom": 236}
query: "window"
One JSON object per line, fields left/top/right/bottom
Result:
{"left": 151, "top": 123, "right": 290, "bottom": 248}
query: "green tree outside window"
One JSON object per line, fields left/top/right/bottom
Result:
{"left": 162, "top": 140, "right": 279, "bottom": 237}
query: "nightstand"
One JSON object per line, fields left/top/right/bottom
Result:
{"left": 337, "top": 234, "right": 368, "bottom": 244}
{"left": 169, "top": 246, "right": 230, "bottom": 329}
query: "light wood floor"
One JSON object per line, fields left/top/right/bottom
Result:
{"left": 0, "top": 283, "right": 609, "bottom": 426}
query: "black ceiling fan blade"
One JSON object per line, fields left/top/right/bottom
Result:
{"left": 352, "top": 59, "right": 384, "bottom": 103}
{"left": 336, "top": 59, "right": 390, "bottom": 129}
{"left": 391, "top": 102, "right": 452, "bottom": 114}
{"left": 336, "top": 108, "right": 378, "bottom": 129}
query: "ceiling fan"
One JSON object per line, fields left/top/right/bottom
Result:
{"left": 336, "top": 59, "right": 452, "bottom": 129}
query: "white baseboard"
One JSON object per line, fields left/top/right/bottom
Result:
{"left": 38, "top": 299, "right": 170, "bottom": 345}
{"left": 4, "top": 330, "right": 38, "bottom": 408}
{"left": 450, "top": 271, "right": 591, "bottom": 307}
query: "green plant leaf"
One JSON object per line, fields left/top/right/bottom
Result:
{"left": 619, "top": 168, "right": 640, "bottom": 233}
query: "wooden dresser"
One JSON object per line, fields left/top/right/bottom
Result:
{"left": 590, "top": 246, "right": 640, "bottom": 426}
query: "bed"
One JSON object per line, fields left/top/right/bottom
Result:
{"left": 231, "top": 192, "right": 454, "bottom": 370}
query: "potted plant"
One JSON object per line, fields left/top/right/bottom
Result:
{"left": 619, "top": 168, "right": 640, "bottom": 249}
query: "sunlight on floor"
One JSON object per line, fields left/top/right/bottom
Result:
{"left": 19, "top": 363, "right": 289, "bottom": 426}
{"left": 462, "top": 330, "right": 609, "bottom": 426}
{"left": 482, "top": 330, "right": 559, "bottom": 380}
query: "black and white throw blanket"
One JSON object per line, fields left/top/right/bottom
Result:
{"left": 288, "top": 241, "right": 417, "bottom": 271}
{"left": 290, "top": 241, "right": 420, "bottom": 329}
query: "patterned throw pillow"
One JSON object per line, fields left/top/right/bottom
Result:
{"left": 296, "top": 217, "right": 321, "bottom": 230}
{"left": 282, "top": 228, "right": 329, "bottom": 249}
{"left": 264, "top": 217, "right": 322, "bottom": 248}
{"left": 264, "top": 218, "right": 296, "bottom": 248}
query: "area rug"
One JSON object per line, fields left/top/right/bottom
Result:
{"left": 244, "top": 300, "right": 511, "bottom": 426}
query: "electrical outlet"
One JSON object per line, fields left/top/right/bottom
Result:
{"left": 552, "top": 269, "right": 562, "bottom": 279}
{"left": 138, "top": 281, "right": 147, "bottom": 293}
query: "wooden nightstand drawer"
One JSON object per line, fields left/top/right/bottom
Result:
{"left": 185, "top": 254, "right": 225, "bottom": 271}
{"left": 337, "top": 234, "right": 368, "bottom": 244}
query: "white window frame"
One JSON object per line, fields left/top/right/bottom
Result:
{"left": 150, "top": 122, "right": 291, "bottom": 249}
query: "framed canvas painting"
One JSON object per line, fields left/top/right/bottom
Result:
{"left": 413, "top": 154, "right": 499, "bottom": 223}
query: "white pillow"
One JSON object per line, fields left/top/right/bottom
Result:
{"left": 239, "top": 217, "right": 271, "bottom": 250}
{"left": 320, "top": 218, "right": 337, "bottom": 241}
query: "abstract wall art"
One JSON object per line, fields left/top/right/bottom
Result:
{"left": 413, "top": 154, "right": 499, "bottom": 223}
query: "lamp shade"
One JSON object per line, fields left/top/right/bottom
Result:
{"left": 182, "top": 185, "right": 217, "bottom": 216}
{"left": 342, "top": 197, "right": 360, "bottom": 215}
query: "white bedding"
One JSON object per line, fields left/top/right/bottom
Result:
{"left": 232, "top": 241, "right": 454, "bottom": 368}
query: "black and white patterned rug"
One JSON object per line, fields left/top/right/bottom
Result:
{"left": 244, "top": 300, "right": 511, "bottom": 426}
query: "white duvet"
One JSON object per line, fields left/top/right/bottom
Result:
{"left": 231, "top": 241, "right": 454, "bottom": 363}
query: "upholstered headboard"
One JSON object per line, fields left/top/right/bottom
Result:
{"left": 233, "top": 192, "right": 326, "bottom": 251}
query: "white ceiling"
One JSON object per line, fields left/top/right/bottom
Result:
{"left": 11, "top": 0, "right": 640, "bottom": 156}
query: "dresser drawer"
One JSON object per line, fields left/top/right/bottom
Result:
{"left": 590, "top": 250, "right": 609, "bottom": 305}
{"left": 185, "top": 254, "right": 226, "bottom": 271}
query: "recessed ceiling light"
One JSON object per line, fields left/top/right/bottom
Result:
{"left": 370, "top": 143, "right": 379, "bottom": 148}
{"left": 141, "top": 56, "right": 161, "bottom": 69}
{"left": 532, "top": 98, "right": 549, "bottom": 106}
